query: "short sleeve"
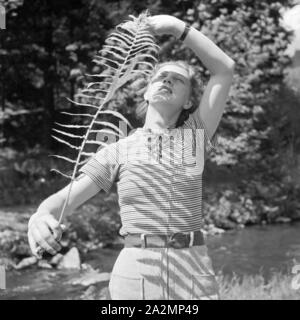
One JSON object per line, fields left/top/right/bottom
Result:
{"left": 79, "top": 142, "right": 120, "bottom": 193}
{"left": 182, "top": 110, "right": 219, "bottom": 159}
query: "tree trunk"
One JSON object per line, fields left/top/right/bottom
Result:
{"left": 0, "top": 33, "right": 6, "bottom": 144}
{"left": 43, "top": 9, "right": 55, "bottom": 150}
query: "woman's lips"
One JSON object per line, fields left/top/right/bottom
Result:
{"left": 159, "top": 85, "right": 172, "bottom": 94}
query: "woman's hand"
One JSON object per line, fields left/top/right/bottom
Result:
{"left": 145, "top": 15, "right": 185, "bottom": 38}
{"left": 27, "top": 212, "right": 65, "bottom": 258}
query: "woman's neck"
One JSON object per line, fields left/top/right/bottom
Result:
{"left": 143, "top": 104, "right": 180, "bottom": 130}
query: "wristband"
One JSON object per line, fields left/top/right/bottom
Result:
{"left": 179, "top": 23, "right": 191, "bottom": 41}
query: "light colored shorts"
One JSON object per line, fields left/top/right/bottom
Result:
{"left": 108, "top": 245, "right": 219, "bottom": 300}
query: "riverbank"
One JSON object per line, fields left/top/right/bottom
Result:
{"left": 1, "top": 258, "right": 299, "bottom": 300}
{"left": 219, "top": 272, "right": 300, "bottom": 300}
{"left": 1, "top": 195, "right": 300, "bottom": 273}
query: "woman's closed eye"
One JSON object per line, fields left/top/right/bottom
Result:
{"left": 174, "top": 77, "right": 185, "bottom": 84}
{"left": 151, "top": 72, "right": 186, "bottom": 85}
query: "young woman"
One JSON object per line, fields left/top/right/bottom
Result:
{"left": 27, "top": 14, "right": 234, "bottom": 300}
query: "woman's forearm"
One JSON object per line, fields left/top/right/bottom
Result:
{"left": 34, "top": 175, "right": 100, "bottom": 221}
{"left": 172, "top": 19, "right": 235, "bottom": 75}
{"left": 35, "top": 193, "right": 65, "bottom": 220}
{"left": 35, "top": 192, "right": 73, "bottom": 221}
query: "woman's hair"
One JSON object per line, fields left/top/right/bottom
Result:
{"left": 135, "top": 60, "right": 202, "bottom": 128}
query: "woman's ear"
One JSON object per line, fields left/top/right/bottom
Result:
{"left": 183, "top": 101, "right": 192, "bottom": 110}
{"left": 144, "top": 89, "right": 149, "bottom": 101}
{"left": 143, "top": 81, "right": 151, "bottom": 101}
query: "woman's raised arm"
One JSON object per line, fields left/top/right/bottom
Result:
{"left": 146, "top": 15, "right": 235, "bottom": 139}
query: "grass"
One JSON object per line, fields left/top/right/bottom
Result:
{"left": 78, "top": 272, "right": 300, "bottom": 300}
{"left": 218, "top": 272, "right": 300, "bottom": 300}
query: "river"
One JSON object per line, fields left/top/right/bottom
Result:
{"left": 207, "top": 222, "right": 300, "bottom": 279}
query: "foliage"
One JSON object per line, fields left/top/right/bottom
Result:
{"left": 204, "top": 181, "right": 300, "bottom": 230}
{"left": 1, "top": 0, "right": 300, "bottom": 223}
{"left": 0, "top": 145, "right": 66, "bottom": 205}
{"left": 1, "top": 0, "right": 116, "bottom": 148}
{"left": 65, "top": 193, "right": 122, "bottom": 253}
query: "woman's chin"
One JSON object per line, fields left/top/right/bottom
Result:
{"left": 151, "top": 94, "right": 174, "bottom": 103}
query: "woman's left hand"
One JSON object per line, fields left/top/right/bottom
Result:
{"left": 145, "top": 15, "right": 185, "bottom": 38}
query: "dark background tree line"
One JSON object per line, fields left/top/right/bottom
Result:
{"left": 1, "top": 0, "right": 300, "bottom": 232}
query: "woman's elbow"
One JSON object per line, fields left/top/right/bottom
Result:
{"left": 218, "top": 59, "right": 235, "bottom": 76}
{"left": 227, "top": 59, "right": 235, "bottom": 74}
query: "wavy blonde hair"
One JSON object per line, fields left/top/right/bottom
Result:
{"left": 135, "top": 60, "right": 202, "bottom": 127}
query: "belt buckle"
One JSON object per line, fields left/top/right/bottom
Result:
{"left": 167, "top": 233, "right": 188, "bottom": 249}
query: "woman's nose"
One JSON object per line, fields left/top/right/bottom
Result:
{"left": 163, "top": 77, "right": 172, "bottom": 85}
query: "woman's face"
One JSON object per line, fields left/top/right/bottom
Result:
{"left": 144, "top": 64, "right": 192, "bottom": 111}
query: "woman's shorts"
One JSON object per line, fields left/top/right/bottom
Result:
{"left": 108, "top": 245, "right": 219, "bottom": 300}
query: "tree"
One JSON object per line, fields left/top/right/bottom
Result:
{"left": 1, "top": 0, "right": 119, "bottom": 148}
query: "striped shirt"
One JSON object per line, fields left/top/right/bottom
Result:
{"left": 79, "top": 110, "right": 218, "bottom": 236}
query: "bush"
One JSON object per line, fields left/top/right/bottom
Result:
{"left": 64, "top": 192, "right": 122, "bottom": 253}
{"left": 0, "top": 146, "right": 67, "bottom": 206}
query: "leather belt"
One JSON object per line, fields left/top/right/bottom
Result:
{"left": 124, "top": 230, "right": 204, "bottom": 249}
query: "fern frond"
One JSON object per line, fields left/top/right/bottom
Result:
{"left": 93, "top": 121, "right": 126, "bottom": 136}
{"left": 90, "top": 128, "right": 122, "bottom": 138}
{"left": 50, "top": 169, "right": 72, "bottom": 179}
{"left": 50, "top": 155, "right": 87, "bottom": 165}
{"left": 51, "top": 11, "right": 159, "bottom": 227}
{"left": 55, "top": 122, "right": 90, "bottom": 129}
{"left": 52, "top": 128, "right": 85, "bottom": 139}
